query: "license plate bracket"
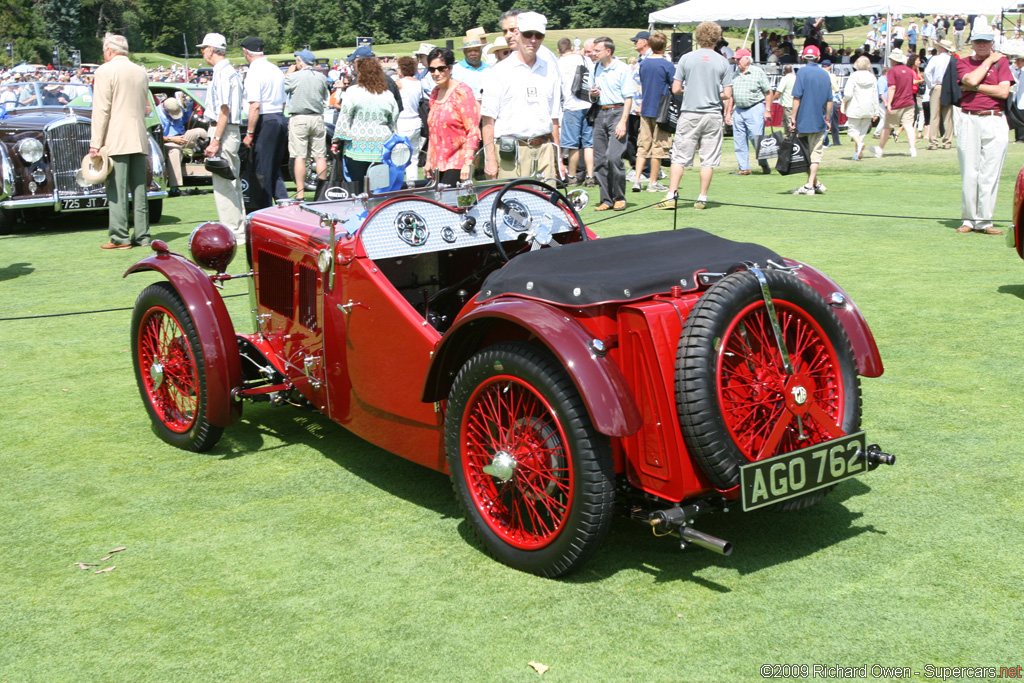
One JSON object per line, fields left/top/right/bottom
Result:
{"left": 739, "top": 431, "right": 867, "bottom": 511}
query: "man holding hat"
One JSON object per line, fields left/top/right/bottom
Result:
{"left": 481, "top": 11, "right": 561, "bottom": 180}
{"left": 452, "top": 34, "right": 491, "bottom": 101}
{"left": 198, "top": 32, "right": 246, "bottom": 242}
{"left": 925, "top": 39, "right": 956, "bottom": 149}
{"left": 285, "top": 48, "right": 330, "bottom": 200}
{"left": 89, "top": 32, "right": 151, "bottom": 249}
{"left": 241, "top": 36, "right": 288, "bottom": 209}
{"left": 870, "top": 48, "right": 918, "bottom": 158}
{"left": 954, "top": 23, "right": 1011, "bottom": 235}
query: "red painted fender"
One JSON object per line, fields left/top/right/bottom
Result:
{"left": 423, "top": 298, "right": 643, "bottom": 438}
{"left": 124, "top": 251, "right": 243, "bottom": 427}
{"left": 787, "top": 259, "right": 884, "bottom": 378}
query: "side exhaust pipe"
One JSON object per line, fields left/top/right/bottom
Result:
{"left": 679, "top": 526, "right": 733, "bottom": 556}
{"left": 648, "top": 503, "right": 733, "bottom": 556}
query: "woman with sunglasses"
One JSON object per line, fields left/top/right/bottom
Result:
{"left": 424, "top": 47, "right": 480, "bottom": 186}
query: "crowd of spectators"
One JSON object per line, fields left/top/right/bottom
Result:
{"left": 4, "top": 10, "right": 1021, "bottom": 242}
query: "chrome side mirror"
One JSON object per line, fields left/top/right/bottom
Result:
{"left": 566, "top": 188, "right": 589, "bottom": 211}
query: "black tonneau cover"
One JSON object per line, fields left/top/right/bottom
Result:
{"left": 479, "top": 228, "right": 782, "bottom": 306}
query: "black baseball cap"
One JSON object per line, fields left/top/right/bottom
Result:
{"left": 630, "top": 31, "right": 651, "bottom": 42}
{"left": 240, "top": 36, "right": 265, "bottom": 52}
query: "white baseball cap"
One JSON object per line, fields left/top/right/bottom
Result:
{"left": 196, "top": 33, "right": 227, "bottom": 50}
{"left": 517, "top": 12, "right": 548, "bottom": 35}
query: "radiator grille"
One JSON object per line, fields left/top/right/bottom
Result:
{"left": 298, "top": 264, "right": 318, "bottom": 330}
{"left": 45, "top": 120, "right": 99, "bottom": 194}
{"left": 257, "top": 250, "right": 294, "bottom": 319}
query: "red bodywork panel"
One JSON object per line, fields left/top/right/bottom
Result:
{"left": 1013, "top": 167, "right": 1024, "bottom": 260}
{"left": 124, "top": 252, "right": 243, "bottom": 428}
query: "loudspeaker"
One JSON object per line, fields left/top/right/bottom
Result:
{"left": 446, "top": 39, "right": 455, "bottom": 50}
{"left": 671, "top": 33, "right": 692, "bottom": 60}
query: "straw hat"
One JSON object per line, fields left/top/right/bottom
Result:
{"left": 936, "top": 38, "right": 956, "bottom": 52}
{"left": 80, "top": 149, "right": 110, "bottom": 184}
{"left": 889, "top": 48, "right": 908, "bottom": 63}
{"left": 460, "top": 35, "right": 488, "bottom": 50}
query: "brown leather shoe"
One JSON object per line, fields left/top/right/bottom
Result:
{"left": 101, "top": 241, "right": 132, "bottom": 249}
{"left": 612, "top": 200, "right": 627, "bottom": 211}
{"left": 594, "top": 203, "right": 611, "bottom": 211}
{"left": 979, "top": 226, "right": 1004, "bottom": 235}
{"left": 732, "top": 170, "right": 752, "bottom": 175}
{"left": 956, "top": 225, "right": 973, "bottom": 233}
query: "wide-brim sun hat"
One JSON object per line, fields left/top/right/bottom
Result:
{"left": 80, "top": 149, "right": 110, "bottom": 185}
{"left": 889, "top": 48, "right": 908, "bottom": 63}
{"left": 460, "top": 36, "right": 488, "bottom": 50}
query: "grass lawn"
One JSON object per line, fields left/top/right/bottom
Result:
{"left": 2, "top": 132, "right": 1023, "bottom": 680}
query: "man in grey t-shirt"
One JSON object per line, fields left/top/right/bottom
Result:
{"left": 654, "top": 21, "right": 732, "bottom": 210}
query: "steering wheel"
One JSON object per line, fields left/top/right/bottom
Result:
{"left": 489, "top": 178, "right": 589, "bottom": 263}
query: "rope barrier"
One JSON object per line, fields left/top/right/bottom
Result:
{"left": 0, "top": 293, "right": 247, "bottom": 322}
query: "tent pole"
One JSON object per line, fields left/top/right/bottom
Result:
{"left": 744, "top": 18, "right": 754, "bottom": 51}
{"left": 755, "top": 19, "right": 760, "bottom": 61}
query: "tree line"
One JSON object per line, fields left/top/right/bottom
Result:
{"left": 3, "top": 0, "right": 669, "bottom": 65}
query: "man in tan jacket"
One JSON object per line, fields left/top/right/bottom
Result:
{"left": 89, "top": 32, "right": 152, "bottom": 249}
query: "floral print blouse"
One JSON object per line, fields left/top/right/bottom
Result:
{"left": 426, "top": 81, "right": 481, "bottom": 171}
{"left": 334, "top": 85, "right": 398, "bottom": 162}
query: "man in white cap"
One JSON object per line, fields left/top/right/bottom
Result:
{"left": 452, "top": 34, "right": 490, "bottom": 101}
{"left": 481, "top": 11, "right": 561, "bottom": 180}
{"left": 954, "top": 24, "right": 1011, "bottom": 235}
{"left": 89, "top": 32, "right": 151, "bottom": 249}
{"left": 198, "top": 32, "right": 246, "bottom": 242}
{"left": 869, "top": 48, "right": 917, "bottom": 158}
{"left": 499, "top": 9, "right": 561, "bottom": 76}
{"left": 924, "top": 39, "right": 956, "bottom": 149}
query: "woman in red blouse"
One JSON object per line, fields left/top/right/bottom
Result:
{"left": 424, "top": 47, "right": 481, "bottom": 186}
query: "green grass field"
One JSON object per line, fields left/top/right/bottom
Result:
{"left": 2, "top": 133, "right": 1023, "bottom": 680}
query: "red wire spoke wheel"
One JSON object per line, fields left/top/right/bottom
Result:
{"left": 446, "top": 342, "right": 614, "bottom": 577}
{"left": 676, "top": 270, "right": 861, "bottom": 511}
{"left": 131, "top": 282, "right": 223, "bottom": 452}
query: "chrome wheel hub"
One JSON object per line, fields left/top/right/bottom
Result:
{"left": 482, "top": 450, "right": 516, "bottom": 482}
{"left": 150, "top": 359, "right": 165, "bottom": 390}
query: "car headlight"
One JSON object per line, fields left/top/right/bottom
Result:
{"left": 148, "top": 136, "right": 164, "bottom": 177}
{"left": 17, "top": 138, "right": 43, "bottom": 164}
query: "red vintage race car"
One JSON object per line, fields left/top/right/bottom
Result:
{"left": 1010, "top": 166, "right": 1024, "bottom": 260}
{"left": 125, "top": 175, "right": 895, "bottom": 577}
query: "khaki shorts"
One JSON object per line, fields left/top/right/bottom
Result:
{"left": 670, "top": 111, "right": 724, "bottom": 168}
{"left": 804, "top": 131, "right": 826, "bottom": 165}
{"left": 884, "top": 105, "right": 915, "bottom": 132}
{"left": 496, "top": 140, "right": 558, "bottom": 182}
{"left": 288, "top": 114, "right": 327, "bottom": 159}
{"left": 637, "top": 116, "right": 672, "bottom": 159}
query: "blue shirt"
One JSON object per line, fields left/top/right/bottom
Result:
{"left": 792, "top": 62, "right": 831, "bottom": 134}
{"left": 593, "top": 58, "right": 635, "bottom": 106}
{"left": 638, "top": 56, "right": 674, "bottom": 118}
{"left": 157, "top": 105, "right": 186, "bottom": 137}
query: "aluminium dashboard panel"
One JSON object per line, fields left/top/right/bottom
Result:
{"left": 355, "top": 189, "right": 575, "bottom": 261}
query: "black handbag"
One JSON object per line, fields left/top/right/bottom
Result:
{"left": 655, "top": 93, "right": 682, "bottom": 133}
{"left": 585, "top": 101, "right": 600, "bottom": 126}
{"left": 941, "top": 58, "right": 961, "bottom": 107}
{"left": 775, "top": 133, "right": 810, "bottom": 175}
{"left": 754, "top": 127, "right": 784, "bottom": 160}
{"left": 570, "top": 57, "right": 589, "bottom": 101}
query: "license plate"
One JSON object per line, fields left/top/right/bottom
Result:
{"left": 60, "top": 196, "right": 108, "bottom": 211}
{"left": 739, "top": 431, "right": 867, "bottom": 511}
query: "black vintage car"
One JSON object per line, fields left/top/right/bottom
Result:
{"left": 0, "top": 81, "right": 167, "bottom": 232}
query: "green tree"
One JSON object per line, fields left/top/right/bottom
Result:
{"left": 38, "top": 0, "right": 82, "bottom": 57}
{"left": 1, "top": 0, "right": 49, "bottom": 65}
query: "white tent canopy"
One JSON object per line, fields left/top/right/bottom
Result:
{"left": 649, "top": 0, "right": 1007, "bottom": 25}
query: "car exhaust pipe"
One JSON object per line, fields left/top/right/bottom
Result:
{"left": 648, "top": 502, "right": 733, "bottom": 556}
{"left": 865, "top": 444, "right": 896, "bottom": 468}
{"left": 679, "top": 526, "right": 733, "bottom": 556}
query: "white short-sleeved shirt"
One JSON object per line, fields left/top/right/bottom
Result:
{"left": 206, "top": 58, "right": 244, "bottom": 125}
{"left": 244, "top": 56, "right": 286, "bottom": 114}
{"left": 481, "top": 53, "right": 561, "bottom": 138}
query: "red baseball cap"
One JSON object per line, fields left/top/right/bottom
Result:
{"left": 801, "top": 45, "right": 820, "bottom": 60}
{"left": 734, "top": 48, "right": 751, "bottom": 59}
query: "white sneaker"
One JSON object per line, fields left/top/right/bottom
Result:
{"left": 814, "top": 182, "right": 827, "bottom": 194}
{"left": 791, "top": 184, "right": 815, "bottom": 195}
{"left": 870, "top": 146, "right": 883, "bottom": 158}
{"left": 852, "top": 152, "right": 860, "bottom": 161}
{"left": 647, "top": 181, "right": 669, "bottom": 192}
{"left": 910, "top": 148, "right": 917, "bottom": 157}
{"left": 626, "top": 169, "right": 636, "bottom": 182}
{"left": 658, "top": 169, "right": 667, "bottom": 179}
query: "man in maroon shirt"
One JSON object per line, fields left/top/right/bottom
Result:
{"left": 955, "top": 26, "right": 1011, "bottom": 235}
{"left": 870, "top": 48, "right": 918, "bottom": 158}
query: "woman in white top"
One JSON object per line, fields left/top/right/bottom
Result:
{"left": 842, "top": 56, "right": 882, "bottom": 161}
{"left": 395, "top": 56, "right": 425, "bottom": 182}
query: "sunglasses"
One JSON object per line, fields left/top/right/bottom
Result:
{"left": 520, "top": 31, "right": 543, "bottom": 40}
{"left": 427, "top": 65, "right": 450, "bottom": 73}
{"left": 496, "top": 50, "right": 511, "bottom": 57}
